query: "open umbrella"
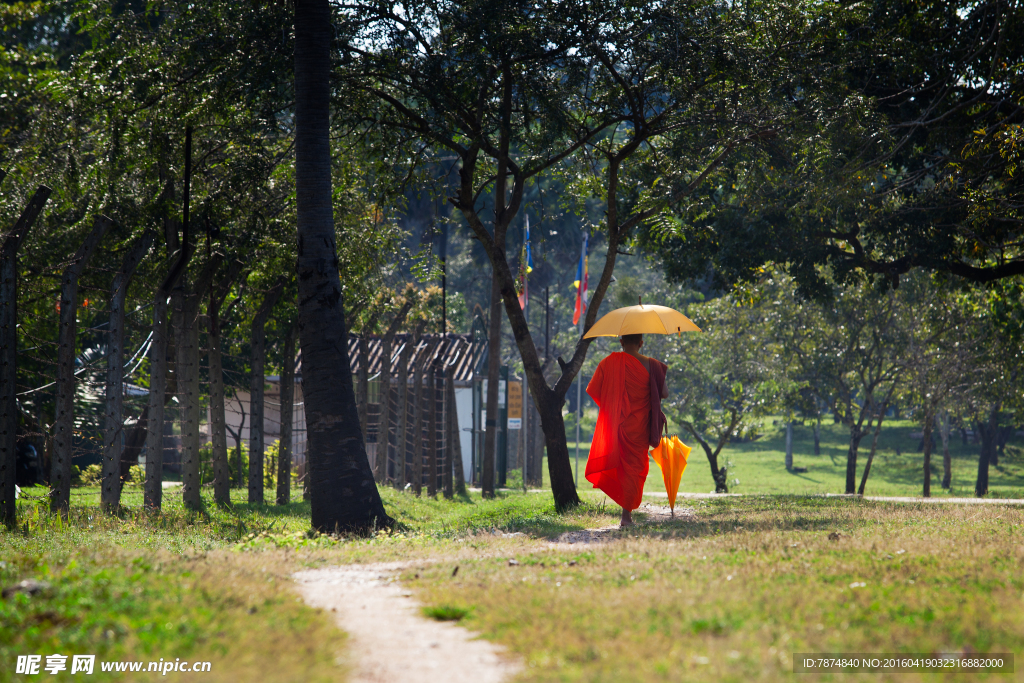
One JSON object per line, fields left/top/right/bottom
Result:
{"left": 650, "top": 435, "right": 691, "bottom": 515}
{"left": 582, "top": 299, "right": 701, "bottom": 338}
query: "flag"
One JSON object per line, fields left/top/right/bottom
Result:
{"left": 517, "top": 215, "right": 532, "bottom": 310}
{"left": 572, "top": 232, "right": 589, "bottom": 325}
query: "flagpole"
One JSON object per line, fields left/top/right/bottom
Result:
{"left": 574, "top": 318, "right": 581, "bottom": 487}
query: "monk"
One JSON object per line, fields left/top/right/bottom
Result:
{"left": 585, "top": 334, "right": 668, "bottom": 528}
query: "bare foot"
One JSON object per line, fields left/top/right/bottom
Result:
{"left": 619, "top": 508, "right": 634, "bottom": 528}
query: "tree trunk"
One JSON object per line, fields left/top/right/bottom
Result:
{"left": 294, "top": 0, "right": 391, "bottom": 532}
{"left": 144, "top": 295, "right": 171, "bottom": 509}
{"left": 225, "top": 394, "right": 245, "bottom": 488}
{"left": 857, "top": 412, "right": 887, "bottom": 495}
{"left": 813, "top": 416, "right": 821, "bottom": 456}
{"left": 533, "top": 398, "right": 578, "bottom": 494}
{"left": 101, "top": 231, "right": 153, "bottom": 512}
{"left": 938, "top": 411, "right": 952, "bottom": 489}
{"left": 427, "top": 362, "right": 438, "bottom": 497}
{"left": 922, "top": 407, "right": 934, "bottom": 497}
{"left": 785, "top": 420, "right": 793, "bottom": 471}
{"left": 248, "top": 279, "right": 284, "bottom": 504}
{"left": 1, "top": 186, "right": 50, "bottom": 527}
{"left": 277, "top": 323, "right": 296, "bottom": 505}
{"left": 975, "top": 406, "right": 999, "bottom": 497}
{"left": 51, "top": 215, "right": 111, "bottom": 516}
{"left": 844, "top": 426, "right": 864, "bottom": 495}
{"left": 528, "top": 389, "right": 544, "bottom": 487}
{"left": 207, "top": 262, "right": 243, "bottom": 507}
{"left": 177, "top": 257, "right": 222, "bottom": 510}
{"left": 481, "top": 274, "right": 501, "bottom": 498}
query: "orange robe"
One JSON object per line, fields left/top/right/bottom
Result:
{"left": 585, "top": 352, "right": 651, "bottom": 510}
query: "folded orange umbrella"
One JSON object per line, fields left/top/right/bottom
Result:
{"left": 651, "top": 435, "right": 691, "bottom": 515}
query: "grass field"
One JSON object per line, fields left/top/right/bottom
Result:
{"left": 3, "top": 484, "right": 1024, "bottom": 682}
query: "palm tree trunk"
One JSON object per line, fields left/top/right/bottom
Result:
{"left": 294, "top": 0, "right": 391, "bottom": 532}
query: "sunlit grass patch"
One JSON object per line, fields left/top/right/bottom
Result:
{"left": 407, "top": 496, "right": 1024, "bottom": 682}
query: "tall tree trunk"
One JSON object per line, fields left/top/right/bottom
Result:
{"left": 785, "top": 420, "right": 793, "bottom": 471}
{"left": 373, "top": 298, "right": 413, "bottom": 483}
{"left": 248, "top": 279, "right": 284, "bottom": 504}
{"left": 938, "top": 411, "right": 952, "bottom": 489}
{"left": 482, "top": 276, "right": 500, "bottom": 498}
{"left": 1, "top": 186, "right": 50, "bottom": 527}
{"left": 295, "top": 0, "right": 391, "bottom": 532}
{"left": 844, "top": 425, "right": 864, "bottom": 495}
{"left": 144, "top": 295, "right": 171, "bottom": 509}
{"left": 50, "top": 215, "right": 111, "bottom": 516}
{"left": 177, "top": 257, "right": 222, "bottom": 510}
{"left": 922, "top": 407, "right": 935, "bottom": 498}
{"left": 975, "top": 405, "right": 999, "bottom": 497}
{"left": 277, "top": 322, "right": 296, "bottom": 505}
{"left": 857, "top": 411, "right": 887, "bottom": 495}
{"left": 427, "top": 362, "right": 438, "bottom": 497}
{"left": 101, "top": 231, "right": 153, "bottom": 512}
{"left": 146, "top": 136, "right": 193, "bottom": 510}
{"left": 208, "top": 261, "right": 243, "bottom": 507}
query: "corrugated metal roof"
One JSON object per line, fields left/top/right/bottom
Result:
{"left": 346, "top": 333, "right": 486, "bottom": 382}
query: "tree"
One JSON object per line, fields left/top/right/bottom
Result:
{"left": 652, "top": 0, "right": 1024, "bottom": 296}
{"left": 772, "top": 274, "right": 908, "bottom": 494}
{"left": 294, "top": 0, "right": 392, "bottom": 532}
{"left": 338, "top": 0, "right": 826, "bottom": 509}
{"left": 660, "top": 294, "right": 783, "bottom": 492}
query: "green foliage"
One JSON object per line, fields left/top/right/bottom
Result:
{"left": 422, "top": 605, "right": 471, "bottom": 622}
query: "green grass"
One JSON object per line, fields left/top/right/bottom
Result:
{"left": 566, "top": 417, "right": 1024, "bottom": 499}
{"left": 406, "top": 495, "right": 1024, "bottom": 682}
{"left": 4, "top": 462, "right": 1023, "bottom": 683}
{"left": 1, "top": 487, "right": 343, "bottom": 683}
{"left": 422, "top": 604, "right": 471, "bottom": 621}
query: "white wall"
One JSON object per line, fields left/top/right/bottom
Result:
{"left": 455, "top": 387, "right": 473, "bottom": 483}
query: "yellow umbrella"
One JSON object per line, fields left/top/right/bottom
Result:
{"left": 650, "top": 435, "right": 691, "bottom": 514}
{"left": 583, "top": 300, "right": 701, "bottom": 338}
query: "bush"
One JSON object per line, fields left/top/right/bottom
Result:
{"left": 124, "top": 464, "right": 145, "bottom": 488}
{"left": 77, "top": 463, "right": 102, "bottom": 486}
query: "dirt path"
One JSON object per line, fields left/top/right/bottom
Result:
{"left": 294, "top": 562, "right": 520, "bottom": 683}
{"left": 552, "top": 502, "right": 696, "bottom": 544}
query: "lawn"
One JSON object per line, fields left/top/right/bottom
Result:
{"left": 564, "top": 416, "right": 1024, "bottom": 500}
{"left": 3, "top": 485, "right": 1023, "bottom": 682}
